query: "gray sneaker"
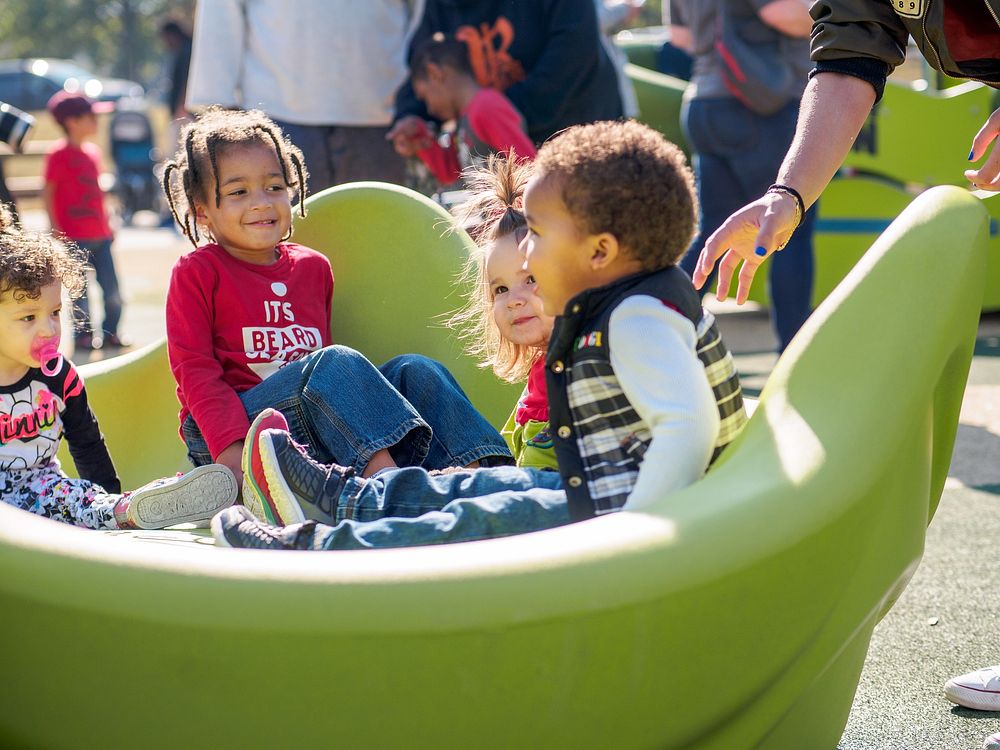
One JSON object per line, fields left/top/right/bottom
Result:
{"left": 257, "top": 429, "right": 355, "bottom": 525}
{"left": 115, "top": 464, "right": 238, "bottom": 529}
{"left": 211, "top": 505, "right": 329, "bottom": 551}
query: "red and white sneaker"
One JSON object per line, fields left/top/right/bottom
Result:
{"left": 945, "top": 665, "right": 1000, "bottom": 711}
{"left": 114, "top": 464, "right": 238, "bottom": 529}
{"left": 241, "top": 408, "right": 295, "bottom": 525}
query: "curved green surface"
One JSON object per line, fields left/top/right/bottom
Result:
{"left": 4, "top": 185, "right": 986, "bottom": 749}
{"left": 627, "top": 62, "right": 688, "bottom": 153}
{"left": 291, "top": 181, "right": 521, "bottom": 427}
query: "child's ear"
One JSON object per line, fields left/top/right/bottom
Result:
{"left": 589, "top": 233, "right": 621, "bottom": 270}
{"left": 193, "top": 202, "right": 211, "bottom": 228}
{"left": 426, "top": 62, "right": 447, "bottom": 83}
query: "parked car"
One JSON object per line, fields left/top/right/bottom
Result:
{"left": 0, "top": 58, "right": 144, "bottom": 113}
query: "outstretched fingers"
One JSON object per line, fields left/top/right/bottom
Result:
{"left": 966, "top": 107, "right": 1000, "bottom": 191}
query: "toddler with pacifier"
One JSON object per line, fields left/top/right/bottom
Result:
{"left": 0, "top": 206, "right": 237, "bottom": 529}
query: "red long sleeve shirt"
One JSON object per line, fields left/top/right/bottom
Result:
{"left": 418, "top": 87, "right": 537, "bottom": 185}
{"left": 166, "top": 242, "right": 334, "bottom": 458}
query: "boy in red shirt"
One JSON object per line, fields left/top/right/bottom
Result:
{"left": 403, "top": 34, "right": 537, "bottom": 188}
{"left": 43, "top": 91, "right": 128, "bottom": 353}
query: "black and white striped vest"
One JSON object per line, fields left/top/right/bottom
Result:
{"left": 546, "top": 267, "right": 747, "bottom": 520}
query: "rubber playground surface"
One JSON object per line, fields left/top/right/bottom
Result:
{"left": 40, "top": 212, "right": 1000, "bottom": 750}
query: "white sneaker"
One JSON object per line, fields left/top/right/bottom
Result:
{"left": 944, "top": 665, "right": 1000, "bottom": 711}
{"left": 114, "top": 464, "right": 238, "bottom": 529}
{"left": 984, "top": 731, "right": 1000, "bottom": 750}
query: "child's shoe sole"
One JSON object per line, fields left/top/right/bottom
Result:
{"left": 127, "top": 464, "right": 238, "bottom": 529}
{"left": 241, "top": 408, "right": 292, "bottom": 525}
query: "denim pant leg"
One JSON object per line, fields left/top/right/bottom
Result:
{"left": 679, "top": 97, "right": 815, "bottom": 351}
{"left": 316, "top": 465, "right": 567, "bottom": 549}
{"left": 80, "top": 239, "right": 123, "bottom": 337}
{"left": 273, "top": 121, "right": 333, "bottom": 195}
{"left": 181, "top": 345, "right": 433, "bottom": 473}
{"left": 378, "top": 354, "right": 512, "bottom": 469}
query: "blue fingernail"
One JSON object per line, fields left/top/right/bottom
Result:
{"left": 755, "top": 246, "right": 767, "bottom": 257}
{"left": 969, "top": 150, "right": 975, "bottom": 161}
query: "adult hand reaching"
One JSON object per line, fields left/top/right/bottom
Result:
{"left": 966, "top": 106, "right": 1000, "bottom": 191}
{"left": 692, "top": 189, "right": 801, "bottom": 303}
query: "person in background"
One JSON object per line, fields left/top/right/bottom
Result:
{"left": 668, "top": 0, "right": 815, "bottom": 353}
{"left": 185, "top": 0, "right": 424, "bottom": 192}
{"left": 403, "top": 33, "right": 536, "bottom": 189}
{"left": 595, "top": 0, "right": 643, "bottom": 119}
{"left": 389, "top": 0, "right": 623, "bottom": 157}
{"left": 43, "top": 91, "right": 130, "bottom": 353}
{"left": 691, "top": 0, "right": 1000, "bottom": 306}
{"left": 158, "top": 17, "right": 193, "bottom": 150}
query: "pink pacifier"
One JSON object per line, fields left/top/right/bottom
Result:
{"left": 37, "top": 341, "right": 63, "bottom": 377}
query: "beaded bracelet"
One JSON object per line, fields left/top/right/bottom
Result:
{"left": 766, "top": 183, "right": 805, "bottom": 236}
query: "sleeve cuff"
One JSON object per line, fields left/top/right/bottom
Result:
{"left": 810, "top": 58, "right": 891, "bottom": 104}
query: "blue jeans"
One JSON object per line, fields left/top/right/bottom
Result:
{"left": 679, "top": 97, "right": 817, "bottom": 352}
{"left": 312, "top": 465, "right": 568, "bottom": 550}
{"left": 74, "top": 238, "right": 123, "bottom": 338}
{"left": 273, "top": 120, "right": 407, "bottom": 194}
{"left": 182, "top": 346, "right": 511, "bottom": 473}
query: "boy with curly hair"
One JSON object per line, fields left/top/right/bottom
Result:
{"left": 213, "top": 120, "right": 747, "bottom": 550}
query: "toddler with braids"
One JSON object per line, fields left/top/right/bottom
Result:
{"left": 161, "top": 107, "right": 510, "bottom": 511}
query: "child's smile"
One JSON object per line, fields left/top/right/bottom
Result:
{"left": 488, "top": 232, "right": 553, "bottom": 348}
{"left": 195, "top": 142, "right": 293, "bottom": 265}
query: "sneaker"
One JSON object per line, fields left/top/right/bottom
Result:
{"left": 114, "top": 464, "right": 238, "bottom": 529}
{"left": 945, "top": 665, "right": 1000, "bottom": 711}
{"left": 211, "top": 505, "right": 328, "bottom": 550}
{"left": 241, "top": 408, "right": 291, "bottom": 524}
{"left": 74, "top": 333, "right": 101, "bottom": 352}
{"left": 101, "top": 332, "right": 133, "bottom": 349}
{"left": 258, "top": 428, "right": 354, "bottom": 525}
{"left": 985, "top": 732, "right": 1000, "bottom": 750}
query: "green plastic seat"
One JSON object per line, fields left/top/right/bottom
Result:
{"left": 7, "top": 184, "right": 986, "bottom": 749}
{"left": 627, "top": 62, "right": 688, "bottom": 153}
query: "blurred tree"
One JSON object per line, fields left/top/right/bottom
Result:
{"left": 0, "top": 0, "right": 195, "bottom": 86}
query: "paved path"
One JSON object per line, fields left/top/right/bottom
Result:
{"left": 35, "top": 212, "right": 1000, "bottom": 750}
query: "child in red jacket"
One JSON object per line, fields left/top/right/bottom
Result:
{"left": 403, "top": 33, "right": 537, "bottom": 188}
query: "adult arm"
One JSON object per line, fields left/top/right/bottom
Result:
{"left": 596, "top": 0, "right": 640, "bottom": 35}
{"left": 693, "top": 71, "right": 875, "bottom": 303}
{"left": 663, "top": 0, "right": 692, "bottom": 53}
{"left": 757, "top": 0, "right": 812, "bottom": 39}
{"left": 185, "top": 0, "right": 245, "bottom": 110}
{"left": 609, "top": 296, "right": 719, "bottom": 510}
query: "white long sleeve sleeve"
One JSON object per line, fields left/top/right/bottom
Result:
{"left": 609, "top": 295, "right": 719, "bottom": 510}
{"left": 186, "top": 0, "right": 425, "bottom": 125}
